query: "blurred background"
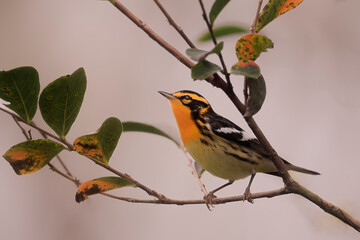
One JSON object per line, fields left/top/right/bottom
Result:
{"left": 0, "top": 0, "right": 359, "bottom": 239}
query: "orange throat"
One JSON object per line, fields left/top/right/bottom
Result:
{"left": 169, "top": 101, "right": 201, "bottom": 146}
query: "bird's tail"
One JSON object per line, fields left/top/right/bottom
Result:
{"left": 285, "top": 160, "right": 320, "bottom": 175}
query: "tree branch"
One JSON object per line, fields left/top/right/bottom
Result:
{"left": 291, "top": 182, "right": 360, "bottom": 232}
{"left": 153, "top": 0, "right": 196, "bottom": 48}
{"left": 110, "top": 0, "right": 194, "bottom": 69}
{"left": 49, "top": 156, "right": 292, "bottom": 205}
{"left": 107, "top": 0, "right": 360, "bottom": 232}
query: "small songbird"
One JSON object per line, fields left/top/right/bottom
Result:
{"left": 159, "top": 90, "right": 319, "bottom": 200}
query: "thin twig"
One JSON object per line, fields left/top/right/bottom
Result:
{"left": 180, "top": 146, "right": 208, "bottom": 196}
{"left": 250, "top": 0, "right": 263, "bottom": 33}
{"left": 153, "top": 0, "right": 196, "bottom": 48}
{"left": 48, "top": 162, "right": 81, "bottom": 185}
{"left": 110, "top": 0, "right": 194, "bottom": 69}
{"left": 100, "top": 187, "right": 290, "bottom": 205}
{"left": 198, "top": 0, "right": 232, "bottom": 87}
{"left": 89, "top": 158, "right": 169, "bottom": 201}
{"left": 12, "top": 116, "right": 30, "bottom": 140}
{"left": 34, "top": 123, "right": 79, "bottom": 187}
{"left": 0, "top": 107, "right": 73, "bottom": 149}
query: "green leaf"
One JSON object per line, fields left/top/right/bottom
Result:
{"left": 3, "top": 139, "right": 65, "bottom": 175}
{"left": 209, "top": 0, "right": 231, "bottom": 25}
{"left": 75, "top": 176, "right": 135, "bottom": 203}
{"left": 244, "top": 75, "right": 267, "bottom": 117}
{"left": 73, "top": 117, "right": 122, "bottom": 165}
{"left": 256, "top": 0, "right": 303, "bottom": 32}
{"left": 191, "top": 60, "right": 222, "bottom": 80}
{"left": 97, "top": 117, "right": 123, "bottom": 160}
{"left": 39, "top": 67, "right": 87, "bottom": 139}
{"left": 198, "top": 25, "right": 249, "bottom": 42}
{"left": 186, "top": 42, "right": 224, "bottom": 61}
{"left": 230, "top": 60, "right": 261, "bottom": 78}
{"left": 235, "top": 33, "right": 274, "bottom": 61}
{"left": 0, "top": 66, "right": 40, "bottom": 123}
{"left": 122, "top": 121, "right": 179, "bottom": 146}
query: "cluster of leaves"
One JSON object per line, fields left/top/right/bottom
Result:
{"left": 0, "top": 66, "right": 178, "bottom": 202}
{"left": 188, "top": 0, "right": 303, "bottom": 117}
{"left": 0, "top": 0, "right": 304, "bottom": 202}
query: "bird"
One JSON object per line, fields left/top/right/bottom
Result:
{"left": 159, "top": 90, "right": 319, "bottom": 202}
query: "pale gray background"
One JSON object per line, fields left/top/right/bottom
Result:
{"left": 0, "top": 0, "right": 359, "bottom": 239}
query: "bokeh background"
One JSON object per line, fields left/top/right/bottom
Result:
{"left": 1, "top": 0, "right": 359, "bottom": 239}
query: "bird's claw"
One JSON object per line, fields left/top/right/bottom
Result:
{"left": 204, "top": 191, "right": 217, "bottom": 210}
{"left": 243, "top": 186, "right": 254, "bottom": 203}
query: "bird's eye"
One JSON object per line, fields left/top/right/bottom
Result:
{"left": 181, "top": 95, "right": 192, "bottom": 105}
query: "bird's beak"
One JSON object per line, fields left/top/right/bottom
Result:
{"left": 158, "top": 91, "right": 176, "bottom": 100}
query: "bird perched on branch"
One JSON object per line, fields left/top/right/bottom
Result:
{"left": 159, "top": 90, "right": 319, "bottom": 202}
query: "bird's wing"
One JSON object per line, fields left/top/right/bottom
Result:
{"left": 208, "top": 114, "right": 269, "bottom": 157}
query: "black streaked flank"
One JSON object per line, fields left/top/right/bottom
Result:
{"left": 200, "top": 138, "right": 210, "bottom": 146}
{"left": 223, "top": 151, "right": 258, "bottom": 165}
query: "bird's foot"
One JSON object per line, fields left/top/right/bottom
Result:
{"left": 203, "top": 191, "right": 217, "bottom": 210}
{"left": 243, "top": 186, "right": 254, "bottom": 204}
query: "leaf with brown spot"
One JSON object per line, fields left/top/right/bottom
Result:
{"left": 230, "top": 60, "right": 261, "bottom": 78}
{"left": 75, "top": 176, "right": 135, "bottom": 203}
{"left": 73, "top": 117, "right": 122, "bottom": 165}
{"left": 256, "top": 0, "right": 303, "bottom": 32}
{"left": 3, "top": 139, "right": 65, "bottom": 175}
{"left": 235, "top": 33, "right": 273, "bottom": 61}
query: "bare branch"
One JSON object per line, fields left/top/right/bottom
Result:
{"left": 153, "top": 0, "right": 196, "bottom": 48}
{"left": 48, "top": 162, "right": 81, "bottom": 186}
{"left": 110, "top": 0, "right": 194, "bottom": 69}
{"left": 0, "top": 107, "right": 73, "bottom": 150}
{"left": 291, "top": 182, "right": 360, "bottom": 232}
{"left": 12, "top": 116, "right": 30, "bottom": 140}
{"left": 102, "top": 187, "right": 290, "bottom": 205}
